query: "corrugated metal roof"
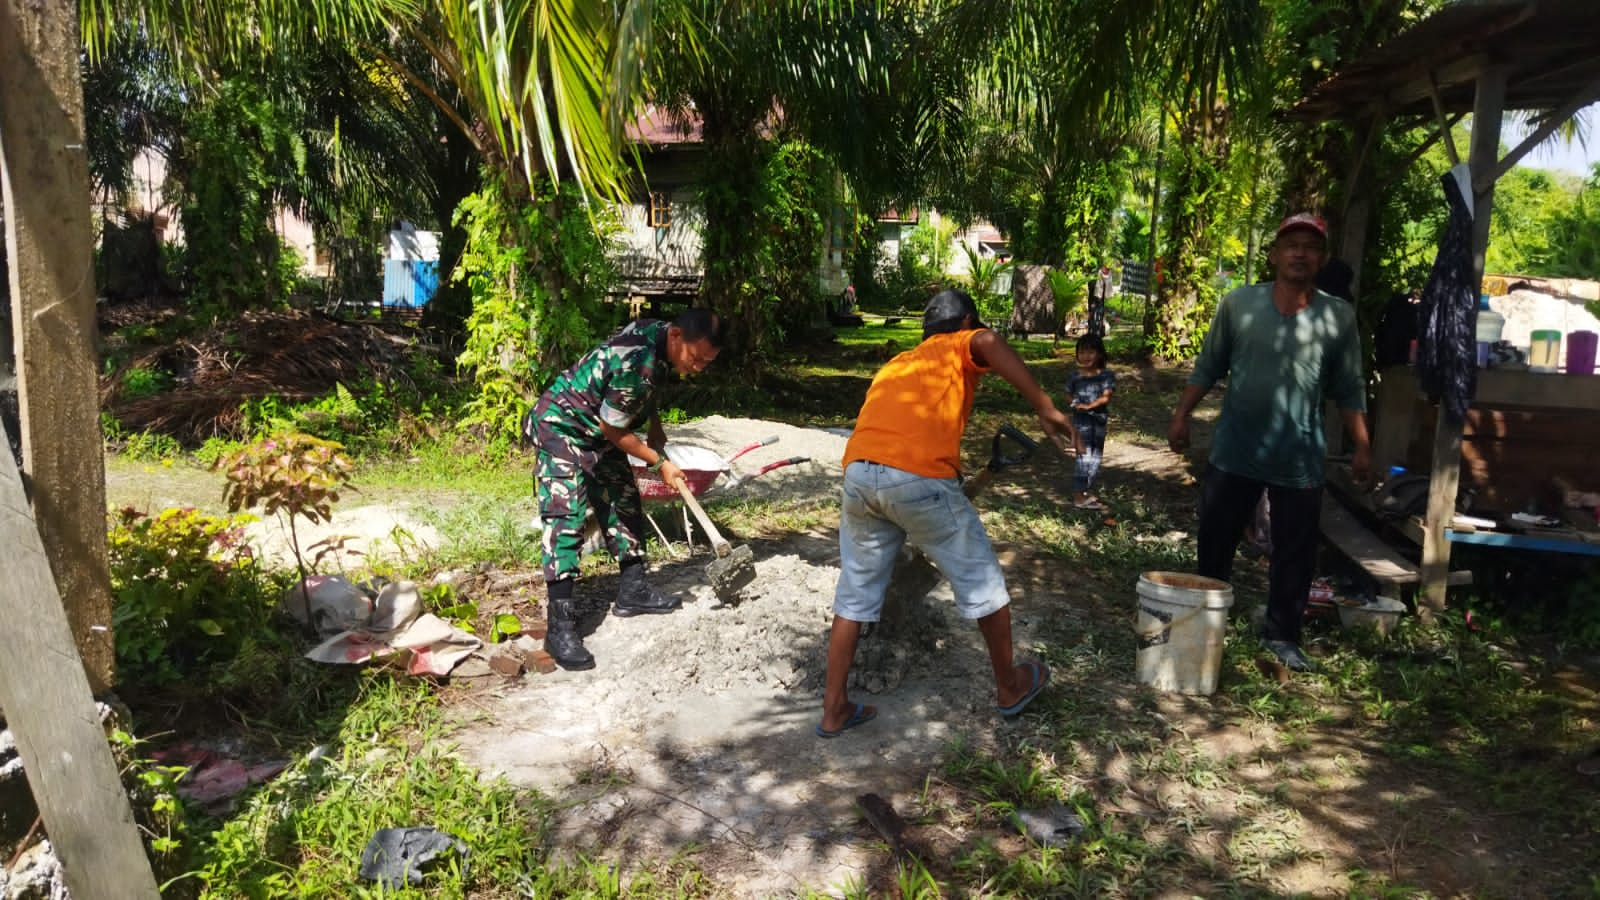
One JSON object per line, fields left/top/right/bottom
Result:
{"left": 1290, "top": 0, "right": 1600, "bottom": 122}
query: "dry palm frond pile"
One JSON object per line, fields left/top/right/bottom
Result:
{"left": 102, "top": 309, "right": 433, "bottom": 445}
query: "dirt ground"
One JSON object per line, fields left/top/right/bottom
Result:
{"left": 106, "top": 413, "right": 1599, "bottom": 898}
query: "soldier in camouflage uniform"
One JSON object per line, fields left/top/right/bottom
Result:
{"left": 527, "top": 308, "right": 725, "bottom": 670}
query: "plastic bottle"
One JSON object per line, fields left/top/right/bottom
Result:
{"left": 1475, "top": 295, "right": 1504, "bottom": 368}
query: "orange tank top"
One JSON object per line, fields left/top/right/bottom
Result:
{"left": 842, "top": 329, "right": 989, "bottom": 479}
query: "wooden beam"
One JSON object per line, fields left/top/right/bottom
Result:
{"left": 1420, "top": 65, "right": 1507, "bottom": 611}
{"left": 0, "top": 0, "right": 114, "bottom": 690}
{"left": 1374, "top": 117, "right": 1465, "bottom": 194}
{"left": 0, "top": 421, "right": 160, "bottom": 897}
{"left": 1397, "top": 54, "right": 1492, "bottom": 116}
{"left": 1478, "top": 75, "right": 1600, "bottom": 193}
{"left": 1320, "top": 495, "right": 1474, "bottom": 587}
{"left": 1427, "top": 71, "right": 1462, "bottom": 166}
{"left": 1380, "top": 366, "right": 1600, "bottom": 415}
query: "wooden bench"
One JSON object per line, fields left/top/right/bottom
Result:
{"left": 1319, "top": 493, "right": 1474, "bottom": 590}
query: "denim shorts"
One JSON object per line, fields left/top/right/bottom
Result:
{"left": 834, "top": 461, "right": 1010, "bottom": 622}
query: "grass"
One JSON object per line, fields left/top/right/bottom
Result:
{"left": 106, "top": 321, "right": 1600, "bottom": 898}
{"left": 156, "top": 673, "right": 714, "bottom": 898}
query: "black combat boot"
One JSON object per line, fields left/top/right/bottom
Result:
{"left": 542, "top": 579, "right": 595, "bottom": 670}
{"left": 612, "top": 559, "right": 682, "bottom": 617}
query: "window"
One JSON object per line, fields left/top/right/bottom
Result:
{"left": 649, "top": 192, "right": 672, "bottom": 228}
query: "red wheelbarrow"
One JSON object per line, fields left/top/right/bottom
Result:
{"left": 628, "top": 436, "right": 809, "bottom": 554}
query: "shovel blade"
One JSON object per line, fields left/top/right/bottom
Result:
{"left": 706, "top": 543, "right": 756, "bottom": 600}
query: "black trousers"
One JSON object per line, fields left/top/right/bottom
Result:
{"left": 1196, "top": 465, "right": 1322, "bottom": 644}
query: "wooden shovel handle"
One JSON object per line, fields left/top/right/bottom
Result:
{"left": 675, "top": 478, "right": 732, "bottom": 556}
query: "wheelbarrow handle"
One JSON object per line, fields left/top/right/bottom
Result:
{"left": 724, "top": 456, "right": 809, "bottom": 490}
{"left": 727, "top": 435, "right": 781, "bottom": 464}
{"left": 964, "top": 425, "right": 1041, "bottom": 500}
{"left": 755, "top": 456, "right": 809, "bottom": 476}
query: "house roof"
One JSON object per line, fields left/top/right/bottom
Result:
{"left": 1289, "top": 0, "right": 1600, "bottom": 122}
{"left": 626, "top": 106, "right": 702, "bottom": 146}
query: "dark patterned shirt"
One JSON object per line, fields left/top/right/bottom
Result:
{"left": 1066, "top": 369, "right": 1115, "bottom": 423}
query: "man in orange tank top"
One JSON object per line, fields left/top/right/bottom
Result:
{"left": 817, "top": 289, "right": 1078, "bottom": 737}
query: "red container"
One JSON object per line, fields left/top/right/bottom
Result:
{"left": 633, "top": 466, "right": 722, "bottom": 501}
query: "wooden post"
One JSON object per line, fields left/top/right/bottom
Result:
{"left": 1419, "top": 66, "right": 1506, "bottom": 611}
{"left": 0, "top": 0, "right": 115, "bottom": 689}
{"left": 1370, "top": 367, "right": 1418, "bottom": 475}
{"left": 0, "top": 421, "right": 160, "bottom": 897}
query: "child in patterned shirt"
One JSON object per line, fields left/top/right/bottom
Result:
{"left": 1065, "top": 334, "right": 1114, "bottom": 510}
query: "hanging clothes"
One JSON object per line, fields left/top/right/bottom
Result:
{"left": 1416, "top": 165, "right": 1478, "bottom": 424}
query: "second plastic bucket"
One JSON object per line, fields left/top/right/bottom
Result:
{"left": 1568, "top": 330, "right": 1598, "bottom": 375}
{"left": 1134, "top": 572, "right": 1234, "bottom": 695}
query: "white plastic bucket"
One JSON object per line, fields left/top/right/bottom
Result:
{"left": 1337, "top": 595, "right": 1405, "bottom": 637}
{"left": 1134, "top": 572, "right": 1234, "bottom": 695}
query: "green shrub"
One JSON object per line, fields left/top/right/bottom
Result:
{"left": 108, "top": 507, "right": 273, "bottom": 687}
{"left": 239, "top": 395, "right": 296, "bottom": 439}
{"left": 123, "top": 430, "right": 183, "bottom": 461}
{"left": 454, "top": 176, "right": 617, "bottom": 443}
{"left": 120, "top": 366, "right": 173, "bottom": 400}
{"left": 194, "top": 435, "right": 245, "bottom": 468}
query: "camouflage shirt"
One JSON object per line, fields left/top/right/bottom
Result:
{"left": 530, "top": 319, "right": 671, "bottom": 457}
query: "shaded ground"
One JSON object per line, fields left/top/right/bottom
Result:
{"left": 430, "top": 415, "right": 1594, "bottom": 898}
{"left": 105, "top": 362, "right": 1600, "bottom": 897}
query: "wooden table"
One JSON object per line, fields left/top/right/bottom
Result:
{"left": 1370, "top": 366, "right": 1600, "bottom": 603}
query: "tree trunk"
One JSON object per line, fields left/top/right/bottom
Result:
{"left": 1024, "top": 174, "right": 1070, "bottom": 267}
{"left": 1154, "top": 100, "right": 1231, "bottom": 357}
{"left": 695, "top": 96, "right": 770, "bottom": 367}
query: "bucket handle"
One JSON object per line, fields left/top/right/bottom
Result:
{"left": 1134, "top": 603, "right": 1210, "bottom": 648}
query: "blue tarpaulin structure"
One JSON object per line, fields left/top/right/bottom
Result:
{"left": 383, "top": 259, "right": 439, "bottom": 308}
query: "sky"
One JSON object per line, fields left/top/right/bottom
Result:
{"left": 1501, "top": 101, "right": 1600, "bottom": 177}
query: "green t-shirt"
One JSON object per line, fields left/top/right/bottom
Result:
{"left": 1188, "top": 282, "right": 1366, "bottom": 488}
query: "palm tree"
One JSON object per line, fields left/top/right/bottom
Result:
{"left": 83, "top": 0, "right": 653, "bottom": 204}
{"left": 644, "top": 0, "right": 930, "bottom": 360}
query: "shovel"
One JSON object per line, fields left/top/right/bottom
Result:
{"left": 674, "top": 479, "right": 757, "bottom": 601}
{"left": 962, "top": 424, "right": 1042, "bottom": 499}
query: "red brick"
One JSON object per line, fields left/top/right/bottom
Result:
{"left": 528, "top": 650, "right": 558, "bottom": 675}
{"left": 489, "top": 654, "right": 525, "bottom": 677}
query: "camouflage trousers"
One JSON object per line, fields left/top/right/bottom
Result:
{"left": 535, "top": 444, "right": 646, "bottom": 582}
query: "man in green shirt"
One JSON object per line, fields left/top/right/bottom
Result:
{"left": 1168, "top": 213, "right": 1371, "bottom": 673}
